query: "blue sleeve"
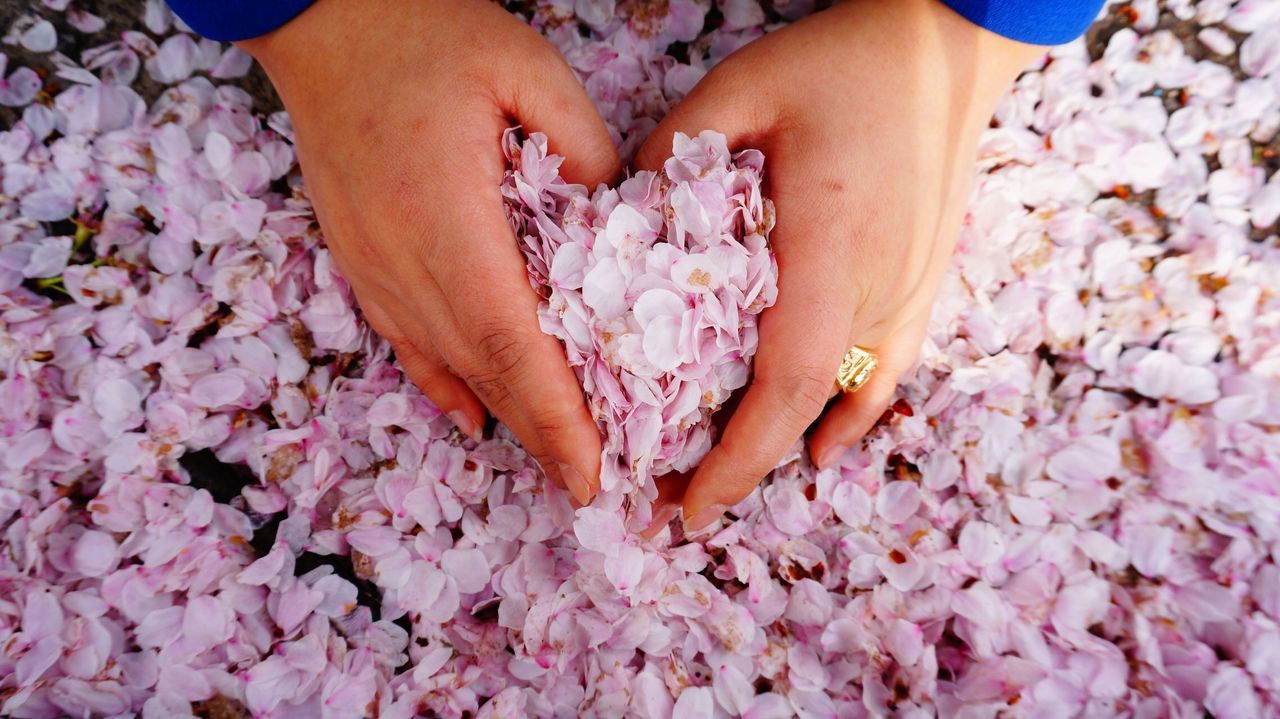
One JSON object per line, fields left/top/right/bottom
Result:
{"left": 168, "top": 0, "right": 1101, "bottom": 47}
{"left": 939, "top": 0, "right": 1105, "bottom": 45}
{"left": 165, "top": 1, "right": 315, "bottom": 42}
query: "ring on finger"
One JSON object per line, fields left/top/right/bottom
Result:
{"left": 835, "top": 344, "right": 878, "bottom": 394}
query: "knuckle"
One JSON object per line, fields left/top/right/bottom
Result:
{"left": 462, "top": 369, "right": 510, "bottom": 413}
{"left": 474, "top": 325, "right": 527, "bottom": 377}
{"left": 771, "top": 364, "right": 831, "bottom": 425}
{"left": 528, "top": 406, "right": 573, "bottom": 439}
{"left": 455, "top": 355, "right": 510, "bottom": 405}
{"left": 457, "top": 323, "right": 533, "bottom": 408}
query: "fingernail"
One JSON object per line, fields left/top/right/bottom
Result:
{"left": 557, "top": 462, "right": 594, "bottom": 506}
{"left": 683, "top": 504, "right": 728, "bottom": 533}
{"left": 816, "top": 443, "right": 849, "bottom": 470}
{"left": 447, "top": 410, "right": 481, "bottom": 440}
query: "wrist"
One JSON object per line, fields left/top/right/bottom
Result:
{"left": 233, "top": 0, "right": 384, "bottom": 108}
{"left": 233, "top": 0, "right": 339, "bottom": 78}
{"left": 828, "top": 0, "right": 1042, "bottom": 119}
{"left": 232, "top": 15, "right": 312, "bottom": 90}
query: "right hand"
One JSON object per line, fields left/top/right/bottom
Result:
{"left": 239, "top": 0, "right": 622, "bottom": 504}
{"left": 630, "top": 0, "right": 1042, "bottom": 530}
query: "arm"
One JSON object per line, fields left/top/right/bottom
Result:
{"left": 165, "top": 0, "right": 315, "bottom": 42}
{"left": 166, "top": 0, "right": 1105, "bottom": 45}
{"left": 940, "top": 0, "right": 1106, "bottom": 45}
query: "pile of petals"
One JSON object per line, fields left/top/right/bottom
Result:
{"left": 501, "top": 127, "right": 777, "bottom": 509}
{"left": 1, "top": 0, "right": 1279, "bottom": 718}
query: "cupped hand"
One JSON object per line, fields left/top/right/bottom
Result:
{"left": 240, "top": 0, "right": 622, "bottom": 504}
{"left": 635, "top": 0, "right": 1045, "bottom": 531}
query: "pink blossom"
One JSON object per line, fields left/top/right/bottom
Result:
{"left": 1, "top": 2, "right": 1278, "bottom": 717}
{"left": 1205, "top": 665, "right": 1264, "bottom": 719}
{"left": 0, "top": 54, "right": 41, "bottom": 106}
{"left": 875, "top": 480, "right": 922, "bottom": 524}
{"left": 502, "top": 126, "right": 776, "bottom": 498}
{"left": 672, "top": 686, "right": 713, "bottom": 719}
{"left": 1125, "top": 524, "right": 1174, "bottom": 578}
{"left": 71, "top": 530, "right": 120, "bottom": 577}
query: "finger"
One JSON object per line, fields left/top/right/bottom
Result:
{"left": 639, "top": 472, "right": 690, "bottom": 540}
{"left": 360, "top": 300, "right": 486, "bottom": 440}
{"left": 681, "top": 233, "right": 859, "bottom": 531}
{"left": 430, "top": 193, "right": 603, "bottom": 506}
{"left": 454, "top": 299, "right": 603, "bottom": 505}
{"left": 397, "top": 340, "right": 486, "bottom": 441}
{"left": 509, "top": 51, "right": 622, "bottom": 188}
{"left": 632, "top": 70, "right": 774, "bottom": 173}
{"left": 809, "top": 321, "right": 926, "bottom": 470}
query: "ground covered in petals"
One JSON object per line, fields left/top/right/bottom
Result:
{"left": 1, "top": 1, "right": 1279, "bottom": 718}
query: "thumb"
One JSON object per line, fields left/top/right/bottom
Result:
{"left": 633, "top": 76, "right": 774, "bottom": 173}
{"left": 511, "top": 56, "right": 622, "bottom": 188}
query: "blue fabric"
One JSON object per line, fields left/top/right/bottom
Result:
{"left": 939, "top": 0, "right": 1105, "bottom": 45}
{"left": 166, "top": 0, "right": 315, "bottom": 42}
{"left": 168, "top": 0, "right": 1101, "bottom": 47}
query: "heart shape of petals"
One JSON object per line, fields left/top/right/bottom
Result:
{"left": 501, "top": 128, "right": 778, "bottom": 505}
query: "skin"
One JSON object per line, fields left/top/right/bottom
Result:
{"left": 238, "top": 0, "right": 621, "bottom": 505}
{"left": 241, "top": 0, "right": 1043, "bottom": 528}
{"left": 636, "top": 0, "right": 1046, "bottom": 531}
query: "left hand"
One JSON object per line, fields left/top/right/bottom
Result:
{"left": 634, "top": 0, "right": 1044, "bottom": 531}
{"left": 239, "top": 0, "right": 622, "bottom": 506}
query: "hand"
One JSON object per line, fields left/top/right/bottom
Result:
{"left": 635, "top": 0, "right": 1044, "bottom": 531}
{"left": 239, "top": 0, "right": 622, "bottom": 504}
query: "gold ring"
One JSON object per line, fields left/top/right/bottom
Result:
{"left": 836, "top": 344, "right": 878, "bottom": 393}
